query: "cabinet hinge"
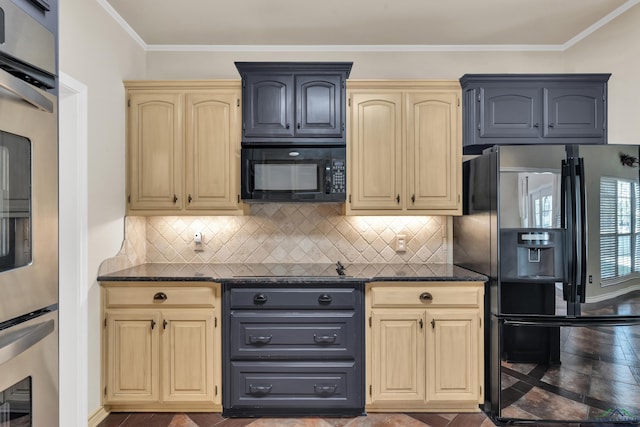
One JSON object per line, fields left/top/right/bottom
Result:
{"left": 104, "top": 386, "right": 107, "bottom": 397}
{"left": 349, "top": 194, "right": 352, "bottom": 203}
{"left": 369, "top": 385, "right": 372, "bottom": 396}
{"left": 369, "top": 316, "right": 372, "bottom": 327}
{"left": 215, "top": 317, "right": 218, "bottom": 328}
{"left": 479, "top": 316, "right": 482, "bottom": 327}
{"left": 237, "top": 98, "right": 240, "bottom": 107}
{"left": 127, "top": 194, "right": 131, "bottom": 204}
{"left": 341, "top": 123, "right": 345, "bottom": 131}
{"left": 348, "top": 98, "right": 351, "bottom": 107}
{"left": 104, "top": 317, "right": 107, "bottom": 328}
{"left": 237, "top": 194, "right": 240, "bottom": 204}
{"left": 480, "top": 385, "right": 482, "bottom": 395}
{"left": 215, "top": 385, "right": 218, "bottom": 396}
{"left": 342, "top": 81, "right": 345, "bottom": 89}
{"left": 127, "top": 99, "right": 130, "bottom": 107}
{"left": 477, "top": 93, "right": 481, "bottom": 102}
{"left": 457, "top": 97, "right": 460, "bottom": 107}
{"left": 458, "top": 194, "right": 461, "bottom": 203}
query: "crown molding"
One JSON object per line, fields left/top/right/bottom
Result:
{"left": 98, "top": 0, "right": 639, "bottom": 54}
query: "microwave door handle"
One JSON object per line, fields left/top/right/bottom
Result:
{"left": 0, "top": 67, "right": 54, "bottom": 113}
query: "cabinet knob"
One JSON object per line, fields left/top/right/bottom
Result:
{"left": 396, "top": 194, "right": 400, "bottom": 204}
{"left": 411, "top": 194, "right": 416, "bottom": 204}
{"left": 153, "top": 292, "right": 168, "bottom": 301}
{"left": 419, "top": 292, "right": 433, "bottom": 302}
{"left": 533, "top": 123, "right": 540, "bottom": 128}
{"left": 249, "top": 334, "right": 273, "bottom": 344}
{"left": 249, "top": 384, "right": 273, "bottom": 395}
{"left": 314, "top": 384, "right": 337, "bottom": 395}
{"left": 188, "top": 194, "right": 192, "bottom": 203}
{"left": 297, "top": 123, "right": 301, "bottom": 129}
{"left": 172, "top": 194, "right": 178, "bottom": 204}
{"left": 253, "top": 293, "right": 268, "bottom": 305}
{"left": 286, "top": 123, "right": 290, "bottom": 129}
{"left": 549, "top": 123, "right": 555, "bottom": 128}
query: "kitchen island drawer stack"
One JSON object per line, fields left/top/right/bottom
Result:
{"left": 222, "top": 282, "right": 365, "bottom": 417}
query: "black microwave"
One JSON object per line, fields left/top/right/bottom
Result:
{"left": 241, "top": 147, "right": 346, "bottom": 203}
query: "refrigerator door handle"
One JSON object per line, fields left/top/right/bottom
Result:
{"left": 560, "top": 159, "right": 570, "bottom": 301}
{"left": 567, "top": 156, "right": 580, "bottom": 308}
{"left": 576, "top": 158, "right": 587, "bottom": 304}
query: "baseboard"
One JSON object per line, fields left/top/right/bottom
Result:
{"left": 88, "top": 406, "right": 110, "bottom": 427}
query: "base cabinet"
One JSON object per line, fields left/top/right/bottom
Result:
{"left": 101, "top": 282, "right": 221, "bottom": 411}
{"left": 366, "top": 282, "right": 484, "bottom": 412}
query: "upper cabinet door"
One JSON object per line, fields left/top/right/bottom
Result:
{"left": 479, "top": 87, "right": 542, "bottom": 138}
{"left": 544, "top": 86, "right": 605, "bottom": 138}
{"left": 406, "top": 91, "right": 460, "bottom": 211}
{"left": 349, "top": 92, "right": 403, "bottom": 210}
{"left": 296, "top": 75, "right": 343, "bottom": 138}
{"left": 128, "top": 92, "right": 183, "bottom": 210}
{"left": 243, "top": 73, "right": 294, "bottom": 138}
{"left": 185, "top": 90, "right": 241, "bottom": 210}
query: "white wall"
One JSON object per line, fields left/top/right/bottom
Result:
{"left": 563, "top": 3, "right": 640, "bottom": 145}
{"left": 58, "top": 0, "right": 146, "bottom": 419}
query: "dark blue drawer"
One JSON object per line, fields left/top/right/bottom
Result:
{"left": 229, "top": 311, "right": 357, "bottom": 359}
{"left": 229, "top": 361, "right": 362, "bottom": 409}
{"left": 229, "top": 288, "right": 356, "bottom": 309}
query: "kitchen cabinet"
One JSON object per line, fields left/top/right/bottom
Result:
{"left": 101, "top": 282, "right": 221, "bottom": 411}
{"left": 125, "top": 81, "right": 244, "bottom": 215}
{"left": 346, "top": 81, "right": 462, "bottom": 215}
{"left": 365, "top": 282, "right": 484, "bottom": 412}
{"left": 235, "top": 62, "right": 352, "bottom": 144}
{"left": 460, "top": 74, "right": 611, "bottom": 154}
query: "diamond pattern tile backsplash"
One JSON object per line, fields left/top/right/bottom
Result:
{"left": 142, "top": 204, "right": 448, "bottom": 264}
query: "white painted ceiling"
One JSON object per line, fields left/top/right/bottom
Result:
{"left": 105, "top": 0, "right": 638, "bottom": 49}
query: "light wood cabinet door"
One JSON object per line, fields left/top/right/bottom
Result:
{"left": 128, "top": 92, "right": 183, "bottom": 210}
{"left": 162, "top": 310, "right": 216, "bottom": 403}
{"left": 406, "top": 91, "right": 460, "bottom": 212}
{"left": 427, "top": 310, "right": 480, "bottom": 403}
{"left": 370, "top": 309, "right": 426, "bottom": 405}
{"left": 185, "top": 91, "right": 241, "bottom": 210}
{"left": 349, "top": 92, "right": 403, "bottom": 210}
{"left": 105, "top": 311, "right": 160, "bottom": 403}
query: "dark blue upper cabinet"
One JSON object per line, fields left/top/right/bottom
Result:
{"left": 236, "top": 62, "right": 352, "bottom": 146}
{"left": 460, "top": 74, "right": 610, "bottom": 154}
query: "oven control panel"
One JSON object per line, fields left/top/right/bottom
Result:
{"left": 330, "top": 159, "right": 346, "bottom": 194}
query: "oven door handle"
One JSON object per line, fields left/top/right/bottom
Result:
{"left": 0, "top": 67, "right": 54, "bottom": 113}
{"left": 0, "top": 319, "right": 55, "bottom": 366}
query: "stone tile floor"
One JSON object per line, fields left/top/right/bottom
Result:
{"left": 98, "top": 412, "right": 500, "bottom": 427}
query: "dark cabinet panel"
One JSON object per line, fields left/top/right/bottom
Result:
{"left": 229, "top": 287, "right": 356, "bottom": 309}
{"left": 243, "top": 74, "right": 294, "bottom": 138}
{"left": 236, "top": 62, "right": 352, "bottom": 145}
{"left": 461, "top": 74, "right": 610, "bottom": 154}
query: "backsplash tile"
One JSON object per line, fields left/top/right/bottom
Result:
{"left": 99, "top": 204, "right": 450, "bottom": 273}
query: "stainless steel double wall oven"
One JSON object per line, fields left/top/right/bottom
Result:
{"left": 0, "top": 0, "right": 58, "bottom": 425}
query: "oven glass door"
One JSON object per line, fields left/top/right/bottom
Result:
{"left": 0, "top": 131, "right": 31, "bottom": 272}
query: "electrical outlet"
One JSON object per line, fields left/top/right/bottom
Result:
{"left": 194, "top": 231, "right": 204, "bottom": 251}
{"left": 395, "top": 234, "right": 406, "bottom": 252}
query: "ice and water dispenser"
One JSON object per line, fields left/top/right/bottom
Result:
{"left": 500, "top": 229, "right": 564, "bottom": 281}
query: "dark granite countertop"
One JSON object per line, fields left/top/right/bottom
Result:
{"left": 98, "top": 263, "right": 486, "bottom": 284}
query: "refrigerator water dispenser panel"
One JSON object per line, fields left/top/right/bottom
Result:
{"left": 500, "top": 229, "right": 565, "bottom": 281}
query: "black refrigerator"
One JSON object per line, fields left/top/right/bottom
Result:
{"left": 453, "top": 144, "right": 640, "bottom": 425}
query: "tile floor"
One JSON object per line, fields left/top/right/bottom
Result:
{"left": 97, "top": 412, "right": 499, "bottom": 427}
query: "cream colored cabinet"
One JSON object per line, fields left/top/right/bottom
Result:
{"left": 366, "top": 282, "right": 484, "bottom": 412}
{"left": 347, "top": 81, "right": 461, "bottom": 215}
{"left": 126, "top": 82, "right": 244, "bottom": 215}
{"left": 101, "top": 282, "right": 221, "bottom": 411}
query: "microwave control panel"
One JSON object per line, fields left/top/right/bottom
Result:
{"left": 330, "top": 159, "right": 346, "bottom": 194}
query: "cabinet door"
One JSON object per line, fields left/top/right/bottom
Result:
{"left": 370, "top": 309, "right": 426, "bottom": 404}
{"left": 406, "top": 91, "right": 460, "bottom": 212}
{"left": 349, "top": 92, "right": 403, "bottom": 210}
{"left": 161, "top": 310, "right": 216, "bottom": 403}
{"left": 105, "top": 311, "right": 160, "bottom": 403}
{"left": 243, "top": 74, "right": 294, "bottom": 138}
{"left": 128, "top": 92, "right": 183, "bottom": 210}
{"left": 427, "top": 310, "right": 479, "bottom": 403}
{"left": 544, "top": 86, "right": 605, "bottom": 138}
{"left": 185, "top": 91, "right": 241, "bottom": 210}
{"left": 479, "top": 87, "right": 542, "bottom": 138}
{"left": 296, "top": 75, "right": 343, "bottom": 139}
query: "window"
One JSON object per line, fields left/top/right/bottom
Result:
{"left": 600, "top": 177, "right": 640, "bottom": 280}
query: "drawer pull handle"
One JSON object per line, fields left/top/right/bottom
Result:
{"left": 249, "top": 384, "right": 272, "bottom": 395}
{"left": 318, "top": 294, "right": 332, "bottom": 304}
{"left": 419, "top": 292, "right": 433, "bottom": 302}
{"left": 253, "top": 294, "right": 268, "bottom": 305}
{"left": 313, "top": 333, "right": 337, "bottom": 344}
{"left": 153, "top": 292, "right": 168, "bottom": 301}
{"left": 248, "top": 334, "right": 273, "bottom": 344}
{"left": 314, "top": 384, "right": 337, "bottom": 395}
